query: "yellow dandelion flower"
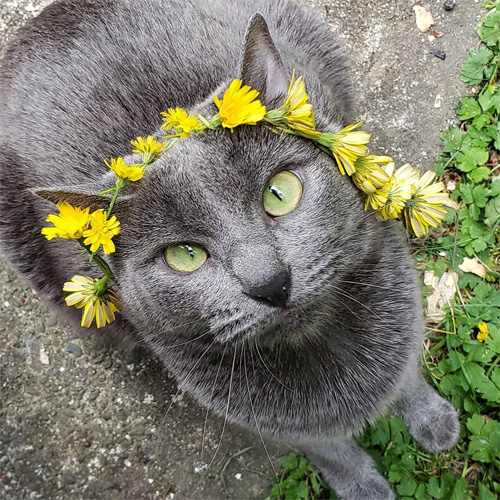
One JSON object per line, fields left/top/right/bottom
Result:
{"left": 161, "top": 107, "right": 201, "bottom": 138}
{"left": 281, "top": 73, "right": 320, "bottom": 139}
{"left": 83, "top": 210, "right": 121, "bottom": 254}
{"left": 378, "top": 163, "right": 420, "bottom": 220}
{"left": 63, "top": 275, "right": 121, "bottom": 328}
{"left": 42, "top": 202, "right": 90, "bottom": 240}
{"left": 352, "top": 155, "right": 393, "bottom": 194}
{"left": 130, "top": 135, "right": 165, "bottom": 157}
{"left": 477, "top": 322, "right": 489, "bottom": 343}
{"left": 213, "top": 79, "right": 266, "bottom": 131}
{"left": 317, "top": 123, "right": 371, "bottom": 176}
{"left": 105, "top": 157, "right": 144, "bottom": 182}
{"left": 402, "top": 170, "right": 449, "bottom": 237}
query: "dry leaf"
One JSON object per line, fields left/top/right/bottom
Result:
{"left": 443, "top": 197, "right": 460, "bottom": 210}
{"left": 458, "top": 257, "right": 486, "bottom": 278}
{"left": 424, "top": 270, "right": 458, "bottom": 323}
{"left": 413, "top": 5, "right": 434, "bottom": 33}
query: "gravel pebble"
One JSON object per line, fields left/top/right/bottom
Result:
{"left": 66, "top": 343, "right": 83, "bottom": 358}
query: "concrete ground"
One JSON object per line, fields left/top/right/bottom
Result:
{"left": 0, "top": 0, "right": 484, "bottom": 499}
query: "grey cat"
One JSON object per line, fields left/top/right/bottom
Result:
{"left": 0, "top": 0, "right": 460, "bottom": 498}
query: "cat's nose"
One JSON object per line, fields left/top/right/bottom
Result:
{"left": 246, "top": 271, "right": 290, "bottom": 308}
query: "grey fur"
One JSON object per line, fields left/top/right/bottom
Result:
{"left": 0, "top": 1, "right": 459, "bottom": 498}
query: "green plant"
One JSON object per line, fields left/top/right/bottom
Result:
{"left": 267, "top": 2, "right": 500, "bottom": 498}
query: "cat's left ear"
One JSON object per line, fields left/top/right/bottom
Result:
{"left": 32, "top": 175, "right": 132, "bottom": 217}
{"left": 240, "top": 13, "right": 289, "bottom": 106}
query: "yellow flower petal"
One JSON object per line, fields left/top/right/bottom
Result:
{"left": 83, "top": 210, "right": 120, "bottom": 255}
{"left": 316, "top": 123, "right": 371, "bottom": 175}
{"left": 353, "top": 155, "right": 393, "bottom": 194}
{"left": 130, "top": 136, "right": 165, "bottom": 159}
{"left": 63, "top": 275, "right": 121, "bottom": 328}
{"left": 214, "top": 80, "right": 266, "bottom": 131}
{"left": 42, "top": 203, "right": 91, "bottom": 240}
{"left": 402, "top": 170, "right": 449, "bottom": 237}
{"left": 477, "top": 322, "right": 489, "bottom": 343}
{"left": 378, "top": 163, "right": 419, "bottom": 220}
{"left": 280, "top": 72, "right": 320, "bottom": 138}
{"left": 105, "top": 157, "right": 144, "bottom": 182}
{"left": 81, "top": 299, "right": 97, "bottom": 328}
{"left": 161, "top": 108, "right": 201, "bottom": 138}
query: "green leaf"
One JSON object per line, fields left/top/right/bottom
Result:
{"left": 455, "top": 148, "right": 489, "bottom": 172}
{"left": 485, "top": 196, "right": 500, "bottom": 226}
{"left": 280, "top": 453, "right": 299, "bottom": 470}
{"left": 490, "top": 179, "right": 500, "bottom": 197}
{"left": 295, "top": 481, "right": 309, "bottom": 499}
{"left": 470, "top": 166, "right": 491, "bottom": 182}
{"left": 467, "top": 413, "right": 487, "bottom": 435}
{"left": 486, "top": 324, "right": 500, "bottom": 353}
{"left": 433, "top": 258, "right": 448, "bottom": 278}
{"left": 479, "top": 86, "right": 500, "bottom": 113}
{"left": 478, "top": 10, "right": 500, "bottom": 48}
{"left": 472, "top": 185, "right": 490, "bottom": 207}
{"left": 478, "top": 482, "right": 497, "bottom": 500}
{"left": 441, "top": 127, "right": 464, "bottom": 153}
{"left": 450, "top": 478, "right": 468, "bottom": 500}
{"left": 397, "top": 478, "right": 417, "bottom": 497}
{"left": 461, "top": 49, "right": 493, "bottom": 84}
{"left": 457, "top": 183, "right": 474, "bottom": 204}
{"left": 472, "top": 113, "right": 492, "bottom": 129}
{"left": 457, "top": 97, "right": 482, "bottom": 120}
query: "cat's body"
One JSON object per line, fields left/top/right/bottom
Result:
{"left": 0, "top": 1, "right": 459, "bottom": 498}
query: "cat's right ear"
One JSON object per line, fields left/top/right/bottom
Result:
{"left": 239, "top": 13, "right": 289, "bottom": 106}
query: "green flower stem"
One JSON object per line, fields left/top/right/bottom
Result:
{"left": 485, "top": 355, "right": 499, "bottom": 377}
{"left": 97, "top": 187, "right": 116, "bottom": 195}
{"left": 106, "top": 177, "right": 126, "bottom": 218}
{"left": 92, "top": 253, "right": 117, "bottom": 283}
{"left": 162, "top": 137, "right": 180, "bottom": 153}
{"left": 77, "top": 239, "right": 117, "bottom": 284}
{"left": 264, "top": 109, "right": 286, "bottom": 125}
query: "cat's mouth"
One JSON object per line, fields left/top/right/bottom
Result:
{"left": 245, "top": 305, "right": 313, "bottom": 344}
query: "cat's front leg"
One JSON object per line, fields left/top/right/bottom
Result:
{"left": 392, "top": 369, "right": 460, "bottom": 452}
{"left": 297, "top": 438, "right": 394, "bottom": 500}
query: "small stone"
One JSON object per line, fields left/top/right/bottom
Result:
{"left": 35, "top": 320, "right": 45, "bottom": 334}
{"left": 101, "top": 412, "right": 111, "bottom": 421}
{"left": 429, "top": 49, "right": 446, "bottom": 60}
{"left": 102, "top": 359, "right": 113, "bottom": 369}
{"left": 61, "top": 472, "right": 76, "bottom": 485}
{"left": 66, "top": 344, "right": 83, "bottom": 358}
{"left": 116, "top": 409, "right": 129, "bottom": 421}
{"left": 443, "top": 0, "right": 456, "bottom": 12}
{"left": 88, "top": 390, "right": 100, "bottom": 402}
{"left": 45, "top": 313, "right": 58, "bottom": 328}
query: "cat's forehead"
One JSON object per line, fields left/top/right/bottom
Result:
{"left": 137, "top": 129, "right": 315, "bottom": 218}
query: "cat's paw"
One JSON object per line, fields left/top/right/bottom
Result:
{"left": 346, "top": 476, "right": 395, "bottom": 500}
{"left": 406, "top": 395, "right": 460, "bottom": 452}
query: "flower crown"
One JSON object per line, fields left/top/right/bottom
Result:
{"left": 42, "top": 73, "right": 449, "bottom": 329}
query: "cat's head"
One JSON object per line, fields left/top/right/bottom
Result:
{"left": 37, "top": 14, "right": 381, "bottom": 350}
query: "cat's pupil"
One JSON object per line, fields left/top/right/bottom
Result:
{"left": 269, "top": 185, "right": 284, "bottom": 201}
{"left": 185, "top": 245, "right": 195, "bottom": 258}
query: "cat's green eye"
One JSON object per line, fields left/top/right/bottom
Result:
{"left": 263, "top": 171, "right": 303, "bottom": 217}
{"left": 165, "top": 243, "right": 208, "bottom": 272}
